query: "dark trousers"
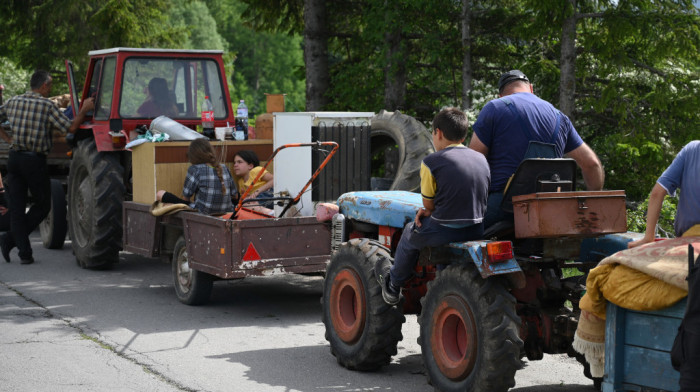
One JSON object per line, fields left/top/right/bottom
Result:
{"left": 483, "top": 192, "right": 513, "bottom": 229}
{"left": 390, "top": 217, "right": 484, "bottom": 287}
{"left": 679, "top": 330, "right": 700, "bottom": 391}
{"left": 6, "top": 150, "right": 51, "bottom": 259}
{"left": 161, "top": 191, "right": 190, "bottom": 205}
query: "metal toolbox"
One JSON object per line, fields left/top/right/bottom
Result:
{"left": 512, "top": 190, "right": 627, "bottom": 238}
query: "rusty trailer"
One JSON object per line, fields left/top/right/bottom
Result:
{"left": 123, "top": 201, "right": 331, "bottom": 304}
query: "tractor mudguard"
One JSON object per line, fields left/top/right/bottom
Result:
{"left": 578, "top": 232, "right": 645, "bottom": 263}
{"left": 445, "top": 241, "right": 522, "bottom": 278}
{"left": 337, "top": 191, "right": 422, "bottom": 229}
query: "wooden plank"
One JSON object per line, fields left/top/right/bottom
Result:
{"left": 603, "top": 304, "right": 626, "bottom": 392}
{"left": 604, "top": 301, "right": 686, "bottom": 392}
{"left": 132, "top": 142, "right": 156, "bottom": 204}
{"left": 638, "top": 300, "right": 686, "bottom": 318}
{"left": 153, "top": 140, "right": 273, "bottom": 163}
{"left": 623, "top": 310, "right": 683, "bottom": 351}
{"left": 620, "top": 345, "right": 680, "bottom": 391}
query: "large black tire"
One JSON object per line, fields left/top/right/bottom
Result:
{"left": 418, "top": 264, "right": 523, "bottom": 392}
{"left": 370, "top": 110, "right": 434, "bottom": 192}
{"left": 322, "top": 238, "right": 405, "bottom": 370}
{"left": 67, "top": 139, "right": 124, "bottom": 269}
{"left": 40, "top": 179, "right": 67, "bottom": 249}
{"left": 172, "top": 236, "right": 214, "bottom": 305}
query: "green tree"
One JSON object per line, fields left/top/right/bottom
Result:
{"left": 0, "top": 0, "right": 179, "bottom": 90}
{"left": 168, "top": 0, "right": 226, "bottom": 50}
{"left": 207, "top": 0, "right": 306, "bottom": 116}
{"left": 0, "top": 58, "right": 31, "bottom": 97}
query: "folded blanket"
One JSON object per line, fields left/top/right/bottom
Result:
{"left": 150, "top": 200, "right": 195, "bottom": 216}
{"left": 573, "top": 235, "right": 700, "bottom": 377}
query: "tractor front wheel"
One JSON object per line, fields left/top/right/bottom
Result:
{"left": 322, "top": 238, "right": 405, "bottom": 370}
{"left": 418, "top": 264, "right": 523, "bottom": 392}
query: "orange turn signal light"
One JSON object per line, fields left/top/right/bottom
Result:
{"left": 486, "top": 241, "right": 513, "bottom": 263}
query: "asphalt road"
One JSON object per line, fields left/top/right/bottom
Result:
{"left": 0, "top": 231, "right": 598, "bottom": 392}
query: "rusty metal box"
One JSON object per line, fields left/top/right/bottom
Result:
{"left": 512, "top": 190, "right": 627, "bottom": 238}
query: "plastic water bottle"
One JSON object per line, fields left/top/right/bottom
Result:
{"left": 236, "top": 100, "right": 248, "bottom": 140}
{"left": 201, "top": 96, "right": 214, "bottom": 139}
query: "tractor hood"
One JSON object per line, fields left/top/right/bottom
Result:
{"left": 337, "top": 191, "right": 422, "bottom": 229}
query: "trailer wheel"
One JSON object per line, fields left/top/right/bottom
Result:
{"left": 172, "top": 236, "right": 214, "bottom": 305}
{"left": 322, "top": 238, "right": 405, "bottom": 370}
{"left": 39, "top": 179, "right": 67, "bottom": 249}
{"left": 370, "top": 110, "right": 434, "bottom": 192}
{"left": 418, "top": 264, "right": 523, "bottom": 392}
{"left": 68, "top": 139, "right": 124, "bottom": 269}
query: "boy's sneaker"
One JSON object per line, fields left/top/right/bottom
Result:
{"left": 374, "top": 256, "right": 401, "bottom": 306}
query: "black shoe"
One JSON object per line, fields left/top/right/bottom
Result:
{"left": 0, "top": 233, "right": 12, "bottom": 263}
{"left": 374, "top": 255, "right": 401, "bottom": 306}
{"left": 20, "top": 257, "right": 34, "bottom": 265}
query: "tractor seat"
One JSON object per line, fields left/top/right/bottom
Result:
{"left": 500, "top": 158, "right": 577, "bottom": 214}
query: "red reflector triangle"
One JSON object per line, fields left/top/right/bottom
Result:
{"left": 243, "top": 242, "right": 261, "bottom": 261}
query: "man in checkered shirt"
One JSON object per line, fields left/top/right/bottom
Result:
{"left": 0, "top": 70, "right": 94, "bottom": 264}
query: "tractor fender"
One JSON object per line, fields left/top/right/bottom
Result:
{"left": 447, "top": 240, "right": 522, "bottom": 279}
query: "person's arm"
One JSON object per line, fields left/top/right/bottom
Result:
{"left": 564, "top": 143, "right": 604, "bottom": 190}
{"left": 251, "top": 172, "right": 274, "bottom": 198}
{"left": 468, "top": 133, "right": 489, "bottom": 157}
{"left": 414, "top": 199, "right": 434, "bottom": 227}
{"left": 628, "top": 183, "right": 667, "bottom": 248}
{"left": 68, "top": 97, "right": 95, "bottom": 133}
{"left": 0, "top": 106, "right": 11, "bottom": 144}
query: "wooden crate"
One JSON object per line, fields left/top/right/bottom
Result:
{"left": 131, "top": 140, "right": 273, "bottom": 203}
{"left": 512, "top": 190, "right": 627, "bottom": 238}
{"left": 603, "top": 300, "right": 685, "bottom": 392}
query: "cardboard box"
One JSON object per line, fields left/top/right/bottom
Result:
{"left": 512, "top": 190, "right": 627, "bottom": 238}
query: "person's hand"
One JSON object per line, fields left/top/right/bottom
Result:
{"left": 628, "top": 236, "right": 653, "bottom": 249}
{"left": 414, "top": 207, "right": 431, "bottom": 227}
{"left": 80, "top": 97, "right": 95, "bottom": 114}
{"left": 0, "top": 206, "right": 8, "bottom": 215}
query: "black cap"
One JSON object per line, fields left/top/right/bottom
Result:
{"left": 498, "top": 70, "right": 529, "bottom": 93}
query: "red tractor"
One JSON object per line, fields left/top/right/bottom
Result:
{"left": 65, "top": 48, "right": 238, "bottom": 269}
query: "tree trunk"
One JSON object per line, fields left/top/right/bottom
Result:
{"left": 383, "top": 27, "right": 406, "bottom": 111}
{"left": 461, "top": 0, "right": 472, "bottom": 111}
{"left": 559, "top": 0, "right": 577, "bottom": 119}
{"left": 304, "top": 0, "right": 329, "bottom": 111}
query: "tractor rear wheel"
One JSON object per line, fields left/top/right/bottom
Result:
{"left": 67, "top": 139, "right": 124, "bottom": 269}
{"left": 370, "top": 110, "right": 434, "bottom": 192}
{"left": 322, "top": 238, "right": 405, "bottom": 370}
{"left": 40, "top": 179, "right": 67, "bottom": 249}
{"left": 172, "top": 236, "right": 214, "bottom": 305}
{"left": 418, "top": 264, "right": 523, "bottom": 392}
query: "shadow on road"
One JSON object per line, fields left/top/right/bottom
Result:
{"left": 208, "top": 345, "right": 428, "bottom": 391}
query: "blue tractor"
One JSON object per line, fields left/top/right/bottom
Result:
{"left": 322, "top": 158, "right": 636, "bottom": 392}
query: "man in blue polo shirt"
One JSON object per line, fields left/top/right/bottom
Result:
{"left": 375, "top": 108, "right": 490, "bottom": 305}
{"left": 628, "top": 140, "right": 700, "bottom": 248}
{"left": 469, "top": 70, "right": 604, "bottom": 228}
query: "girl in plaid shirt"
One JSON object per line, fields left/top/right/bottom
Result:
{"left": 157, "top": 139, "right": 236, "bottom": 215}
